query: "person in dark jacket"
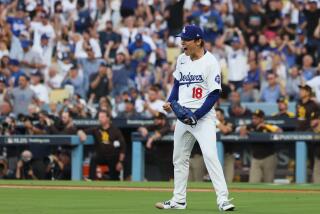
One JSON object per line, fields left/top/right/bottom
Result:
{"left": 78, "top": 110, "right": 126, "bottom": 180}
{"left": 240, "top": 109, "right": 282, "bottom": 183}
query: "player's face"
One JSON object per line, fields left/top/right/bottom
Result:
{"left": 278, "top": 102, "right": 287, "bottom": 111}
{"left": 252, "top": 115, "right": 262, "bottom": 126}
{"left": 98, "top": 112, "right": 110, "bottom": 125}
{"left": 181, "top": 39, "right": 198, "bottom": 56}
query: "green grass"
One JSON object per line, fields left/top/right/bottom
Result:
{"left": 0, "top": 181, "right": 320, "bottom": 214}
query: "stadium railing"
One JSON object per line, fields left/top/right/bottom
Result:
{"left": 131, "top": 132, "right": 320, "bottom": 183}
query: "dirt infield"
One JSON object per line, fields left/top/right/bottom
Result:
{"left": 1, "top": 184, "right": 320, "bottom": 193}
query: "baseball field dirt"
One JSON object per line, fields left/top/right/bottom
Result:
{"left": 0, "top": 181, "right": 319, "bottom": 214}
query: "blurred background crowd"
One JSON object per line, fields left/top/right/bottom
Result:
{"left": 0, "top": 0, "right": 320, "bottom": 182}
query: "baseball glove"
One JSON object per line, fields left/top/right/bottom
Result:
{"left": 170, "top": 100, "right": 197, "bottom": 126}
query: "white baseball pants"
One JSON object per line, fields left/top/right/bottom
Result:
{"left": 171, "top": 109, "right": 229, "bottom": 205}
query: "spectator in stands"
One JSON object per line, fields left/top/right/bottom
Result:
{"left": 301, "top": 54, "right": 317, "bottom": 81}
{"left": 30, "top": 71, "right": 49, "bottom": 104}
{"left": 228, "top": 102, "right": 252, "bottom": 118}
{"left": 0, "top": 56, "right": 10, "bottom": 82}
{"left": 30, "top": 11, "right": 55, "bottom": 53}
{"left": 74, "top": 30, "right": 102, "bottom": 59}
{"left": 78, "top": 46, "right": 105, "bottom": 92}
{"left": 5, "top": 4, "right": 27, "bottom": 59}
{"left": 120, "top": 0, "right": 138, "bottom": 19}
{"left": 0, "top": 41, "right": 9, "bottom": 60}
{"left": 223, "top": 28, "right": 248, "bottom": 89}
{"left": 117, "top": 100, "right": 141, "bottom": 119}
{"left": 20, "top": 39, "right": 45, "bottom": 76}
{"left": 310, "top": 112, "right": 320, "bottom": 183}
{"left": 164, "top": 0, "right": 184, "bottom": 36}
{"left": 119, "top": 16, "right": 138, "bottom": 48}
{"left": 286, "top": 66, "right": 303, "bottom": 101}
{"left": 114, "top": 91, "right": 131, "bottom": 114}
{"left": 143, "top": 86, "right": 166, "bottom": 118}
{"left": 272, "top": 97, "right": 295, "bottom": 118}
{"left": 134, "top": 62, "right": 153, "bottom": 92}
{"left": 62, "top": 65, "right": 86, "bottom": 99}
{"left": 246, "top": 57, "right": 260, "bottom": 89}
{"left": 22, "top": 111, "right": 47, "bottom": 135}
{"left": 216, "top": 108, "right": 235, "bottom": 183}
{"left": 5, "top": 75, "right": 38, "bottom": 116}
{"left": 294, "top": 29, "right": 308, "bottom": 66}
{"left": 0, "top": 76, "right": 6, "bottom": 103}
{"left": 128, "top": 33, "right": 152, "bottom": 75}
{"left": 47, "top": 111, "right": 77, "bottom": 135}
{"left": 89, "top": 62, "right": 113, "bottom": 102}
{"left": 45, "top": 149, "right": 71, "bottom": 180}
{"left": 99, "top": 20, "right": 122, "bottom": 61}
{"left": 188, "top": 0, "right": 223, "bottom": 43}
{"left": 46, "top": 65, "right": 63, "bottom": 90}
{"left": 0, "top": 156, "right": 14, "bottom": 179}
{"left": 74, "top": 0, "right": 92, "bottom": 33}
{"left": 64, "top": 96, "right": 91, "bottom": 119}
{"left": 296, "top": 84, "right": 319, "bottom": 131}
{"left": 0, "top": 101, "right": 12, "bottom": 118}
{"left": 37, "top": 34, "right": 54, "bottom": 70}
{"left": 237, "top": 78, "right": 260, "bottom": 102}
{"left": 129, "top": 87, "right": 144, "bottom": 114}
{"left": 271, "top": 53, "right": 287, "bottom": 86}
{"left": 78, "top": 110, "right": 126, "bottom": 180}
{"left": 111, "top": 51, "right": 132, "bottom": 97}
{"left": 8, "top": 59, "right": 24, "bottom": 88}
{"left": 303, "top": 0, "right": 320, "bottom": 59}
{"left": 240, "top": 0, "right": 265, "bottom": 39}
{"left": 96, "top": 96, "right": 113, "bottom": 118}
{"left": 0, "top": 115, "right": 17, "bottom": 136}
{"left": 260, "top": 73, "right": 285, "bottom": 102}
{"left": 239, "top": 109, "right": 282, "bottom": 183}
{"left": 48, "top": 102, "right": 59, "bottom": 117}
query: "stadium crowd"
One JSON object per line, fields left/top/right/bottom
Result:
{"left": 0, "top": 0, "right": 320, "bottom": 181}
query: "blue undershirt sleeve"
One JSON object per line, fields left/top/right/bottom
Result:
{"left": 167, "top": 79, "right": 179, "bottom": 102}
{"left": 194, "top": 89, "right": 220, "bottom": 120}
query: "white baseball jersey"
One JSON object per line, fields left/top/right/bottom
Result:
{"left": 173, "top": 51, "right": 222, "bottom": 109}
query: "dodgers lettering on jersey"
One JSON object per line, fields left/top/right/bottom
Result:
{"left": 173, "top": 51, "right": 222, "bottom": 109}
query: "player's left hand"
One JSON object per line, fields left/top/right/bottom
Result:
{"left": 163, "top": 102, "right": 172, "bottom": 112}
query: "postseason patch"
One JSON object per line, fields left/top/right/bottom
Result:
{"left": 215, "top": 74, "right": 221, "bottom": 84}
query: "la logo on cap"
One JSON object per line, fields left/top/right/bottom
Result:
{"left": 182, "top": 27, "right": 186, "bottom": 33}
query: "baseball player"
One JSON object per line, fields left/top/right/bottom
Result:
{"left": 156, "top": 25, "right": 235, "bottom": 211}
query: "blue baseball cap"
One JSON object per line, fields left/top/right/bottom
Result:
{"left": 176, "top": 25, "right": 204, "bottom": 40}
{"left": 21, "top": 40, "right": 31, "bottom": 48}
{"left": 9, "top": 59, "right": 20, "bottom": 66}
{"left": 135, "top": 33, "right": 143, "bottom": 42}
{"left": 41, "top": 34, "right": 50, "bottom": 40}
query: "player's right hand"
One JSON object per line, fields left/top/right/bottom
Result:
{"left": 163, "top": 102, "right": 172, "bottom": 113}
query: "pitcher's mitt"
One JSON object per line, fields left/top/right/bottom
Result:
{"left": 170, "top": 100, "right": 197, "bottom": 126}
